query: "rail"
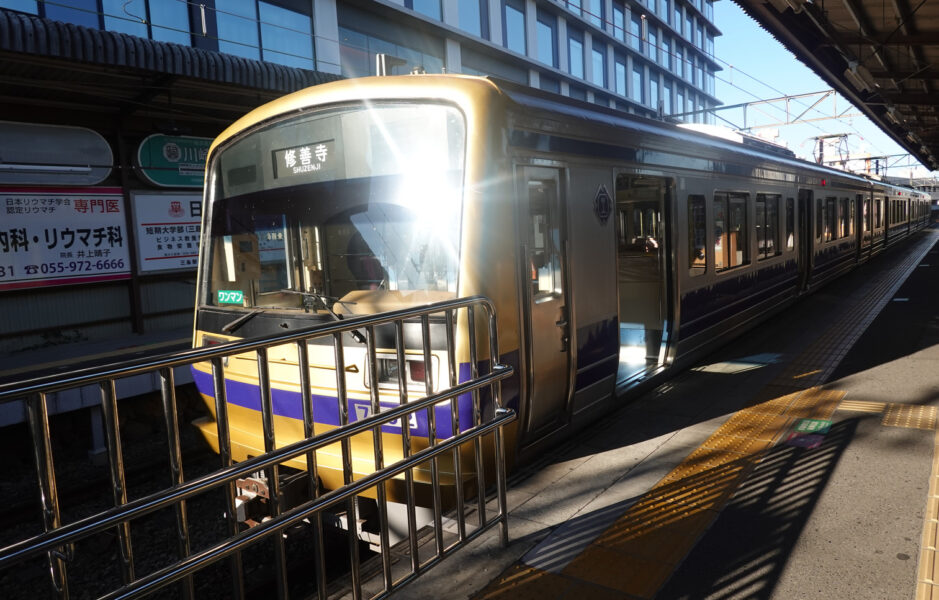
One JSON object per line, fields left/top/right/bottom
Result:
{"left": 0, "top": 296, "right": 516, "bottom": 600}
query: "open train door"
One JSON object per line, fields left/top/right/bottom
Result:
{"left": 798, "top": 188, "right": 813, "bottom": 292}
{"left": 614, "top": 174, "right": 671, "bottom": 385}
{"left": 518, "top": 166, "right": 572, "bottom": 440}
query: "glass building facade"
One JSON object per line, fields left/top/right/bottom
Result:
{"left": 0, "top": 0, "right": 720, "bottom": 121}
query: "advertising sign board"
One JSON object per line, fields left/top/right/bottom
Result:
{"left": 0, "top": 188, "right": 131, "bottom": 291}
{"left": 132, "top": 192, "right": 202, "bottom": 273}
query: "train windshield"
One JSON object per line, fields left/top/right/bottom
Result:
{"left": 201, "top": 103, "right": 465, "bottom": 314}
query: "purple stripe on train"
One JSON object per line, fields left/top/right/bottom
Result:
{"left": 191, "top": 366, "right": 479, "bottom": 439}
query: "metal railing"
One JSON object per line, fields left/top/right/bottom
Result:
{"left": 0, "top": 296, "right": 515, "bottom": 600}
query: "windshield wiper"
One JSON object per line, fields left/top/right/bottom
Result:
{"left": 271, "top": 290, "right": 366, "bottom": 344}
{"left": 221, "top": 308, "right": 264, "bottom": 334}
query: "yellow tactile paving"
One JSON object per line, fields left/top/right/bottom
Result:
{"left": 708, "top": 411, "right": 792, "bottom": 443}
{"left": 561, "top": 545, "right": 674, "bottom": 598}
{"left": 837, "top": 399, "right": 887, "bottom": 414}
{"left": 883, "top": 404, "right": 938, "bottom": 430}
{"left": 916, "top": 428, "right": 939, "bottom": 596}
{"left": 474, "top": 566, "right": 578, "bottom": 600}
{"left": 591, "top": 506, "right": 716, "bottom": 564}
{"left": 783, "top": 388, "right": 845, "bottom": 420}
{"left": 917, "top": 582, "right": 939, "bottom": 600}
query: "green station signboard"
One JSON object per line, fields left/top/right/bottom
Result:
{"left": 136, "top": 134, "right": 212, "bottom": 188}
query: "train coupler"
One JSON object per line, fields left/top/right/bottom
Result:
{"left": 234, "top": 475, "right": 271, "bottom": 527}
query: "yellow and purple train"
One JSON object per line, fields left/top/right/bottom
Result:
{"left": 190, "top": 74, "right": 930, "bottom": 512}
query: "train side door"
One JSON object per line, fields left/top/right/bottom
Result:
{"left": 798, "top": 188, "right": 813, "bottom": 291}
{"left": 520, "top": 167, "right": 571, "bottom": 437}
{"left": 615, "top": 174, "right": 669, "bottom": 384}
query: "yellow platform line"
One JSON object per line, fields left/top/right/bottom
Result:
{"left": 915, "top": 428, "right": 939, "bottom": 599}
{"left": 475, "top": 387, "right": 845, "bottom": 599}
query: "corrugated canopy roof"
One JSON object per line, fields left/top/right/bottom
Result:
{"left": 0, "top": 9, "right": 342, "bottom": 133}
{"left": 733, "top": 0, "right": 939, "bottom": 171}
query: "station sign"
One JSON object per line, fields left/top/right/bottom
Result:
{"left": 0, "top": 187, "right": 131, "bottom": 291}
{"left": 132, "top": 192, "right": 202, "bottom": 273}
{"left": 136, "top": 134, "right": 211, "bottom": 188}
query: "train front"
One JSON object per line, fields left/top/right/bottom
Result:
{"left": 190, "top": 83, "right": 493, "bottom": 510}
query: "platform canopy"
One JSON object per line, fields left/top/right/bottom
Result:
{"left": 734, "top": 0, "right": 939, "bottom": 171}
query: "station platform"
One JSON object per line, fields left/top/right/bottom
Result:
{"left": 399, "top": 227, "right": 939, "bottom": 600}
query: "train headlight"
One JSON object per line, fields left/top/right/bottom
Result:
{"left": 370, "top": 354, "right": 437, "bottom": 391}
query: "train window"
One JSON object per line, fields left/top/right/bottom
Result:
{"left": 714, "top": 192, "right": 748, "bottom": 272}
{"left": 863, "top": 197, "right": 871, "bottom": 233}
{"left": 815, "top": 198, "right": 823, "bottom": 242}
{"left": 688, "top": 195, "right": 706, "bottom": 276}
{"left": 874, "top": 197, "right": 883, "bottom": 229}
{"left": 755, "top": 194, "right": 779, "bottom": 260}
{"left": 824, "top": 197, "right": 836, "bottom": 242}
{"left": 528, "top": 180, "right": 562, "bottom": 296}
{"left": 785, "top": 198, "right": 794, "bottom": 250}
{"left": 839, "top": 198, "right": 850, "bottom": 238}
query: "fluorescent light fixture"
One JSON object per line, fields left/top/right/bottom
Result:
{"left": 885, "top": 106, "right": 901, "bottom": 125}
{"left": 0, "top": 163, "right": 93, "bottom": 174}
{"left": 767, "top": 0, "right": 805, "bottom": 13}
{"left": 844, "top": 62, "right": 876, "bottom": 92}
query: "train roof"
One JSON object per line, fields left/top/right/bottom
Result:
{"left": 210, "top": 74, "right": 923, "bottom": 198}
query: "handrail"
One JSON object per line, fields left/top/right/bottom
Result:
{"left": 0, "top": 296, "right": 516, "bottom": 600}
{"left": 0, "top": 295, "right": 500, "bottom": 401}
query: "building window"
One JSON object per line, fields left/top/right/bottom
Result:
{"left": 339, "top": 26, "right": 442, "bottom": 78}
{"left": 536, "top": 10, "right": 557, "bottom": 67}
{"left": 612, "top": 3, "right": 626, "bottom": 42}
{"left": 585, "top": 0, "right": 603, "bottom": 27}
{"left": 663, "top": 35, "right": 673, "bottom": 71}
{"left": 540, "top": 74, "right": 560, "bottom": 93}
{"left": 696, "top": 22, "right": 704, "bottom": 48}
{"left": 217, "top": 0, "right": 262, "bottom": 61}
{"left": 215, "top": 0, "right": 317, "bottom": 68}
{"left": 408, "top": 0, "right": 441, "bottom": 20}
{"left": 756, "top": 194, "right": 780, "bottom": 260}
{"left": 676, "top": 87, "right": 685, "bottom": 116}
{"left": 684, "top": 13, "right": 692, "bottom": 40}
{"left": 705, "top": 0, "right": 713, "bottom": 19}
{"left": 0, "top": 0, "right": 37, "bottom": 14}
{"left": 630, "top": 13, "right": 642, "bottom": 51}
{"left": 591, "top": 42, "right": 606, "bottom": 87}
{"left": 46, "top": 0, "right": 99, "bottom": 28}
{"left": 663, "top": 79, "right": 672, "bottom": 113}
{"left": 714, "top": 192, "right": 749, "bottom": 271}
{"left": 569, "top": 30, "right": 584, "bottom": 79}
{"left": 650, "top": 73, "right": 659, "bottom": 112}
{"left": 458, "top": 0, "right": 487, "bottom": 38}
{"left": 648, "top": 26, "right": 658, "bottom": 62}
{"left": 632, "top": 65, "right": 644, "bottom": 104}
{"left": 569, "top": 84, "right": 587, "bottom": 101}
{"left": 706, "top": 32, "right": 714, "bottom": 55}
{"left": 504, "top": 0, "right": 526, "bottom": 55}
{"left": 682, "top": 51, "right": 691, "bottom": 80}
{"left": 258, "top": 2, "right": 314, "bottom": 69}
{"left": 615, "top": 57, "right": 626, "bottom": 96}
{"left": 688, "top": 195, "right": 706, "bottom": 276}
{"left": 566, "top": 0, "right": 582, "bottom": 16}
{"left": 673, "top": 4, "right": 681, "bottom": 32}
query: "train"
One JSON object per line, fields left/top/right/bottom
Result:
{"left": 189, "top": 74, "right": 930, "bottom": 528}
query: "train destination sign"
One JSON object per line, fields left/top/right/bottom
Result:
{"left": 0, "top": 187, "right": 131, "bottom": 291}
{"left": 273, "top": 140, "right": 334, "bottom": 179}
{"left": 136, "top": 134, "right": 211, "bottom": 188}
